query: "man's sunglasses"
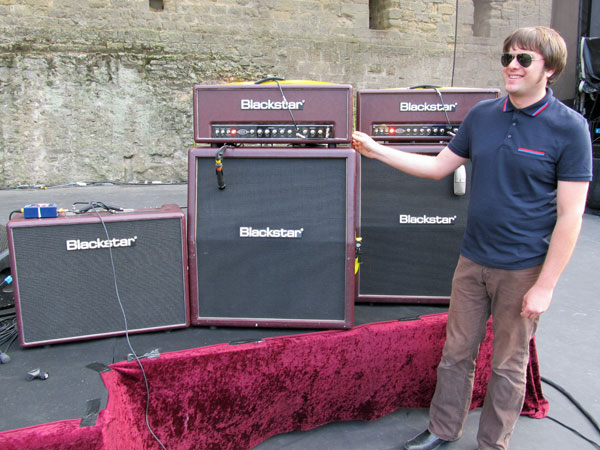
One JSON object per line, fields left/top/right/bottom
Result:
{"left": 501, "top": 53, "right": 544, "bottom": 68}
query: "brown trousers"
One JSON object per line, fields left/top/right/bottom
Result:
{"left": 428, "top": 255, "right": 542, "bottom": 450}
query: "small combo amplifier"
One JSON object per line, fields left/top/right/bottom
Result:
{"left": 193, "top": 81, "right": 353, "bottom": 146}
{"left": 187, "top": 146, "right": 357, "bottom": 328}
{"left": 7, "top": 204, "right": 189, "bottom": 347}
{"left": 355, "top": 87, "right": 499, "bottom": 303}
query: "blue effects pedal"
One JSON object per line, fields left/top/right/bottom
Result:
{"left": 23, "top": 203, "right": 58, "bottom": 219}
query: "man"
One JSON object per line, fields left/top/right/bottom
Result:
{"left": 352, "top": 26, "right": 592, "bottom": 450}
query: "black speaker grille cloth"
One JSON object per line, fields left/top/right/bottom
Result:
{"left": 360, "top": 157, "right": 469, "bottom": 296}
{"left": 195, "top": 157, "right": 347, "bottom": 320}
{"left": 12, "top": 217, "right": 186, "bottom": 343}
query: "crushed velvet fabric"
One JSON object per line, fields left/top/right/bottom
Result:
{"left": 0, "top": 418, "right": 103, "bottom": 450}
{"left": 0, "top": 313, "right": 548, "bottom": 449}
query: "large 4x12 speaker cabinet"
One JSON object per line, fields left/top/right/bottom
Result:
{"left": 357, "top": 146, "right": 470, "bottom": 303}
{"left": 7, "top": 204, "right": 189, "bottom": 347}
{"left": 188, "top": 147, "right": 357, "bottom": 329}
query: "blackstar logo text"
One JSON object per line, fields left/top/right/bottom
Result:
{"left": 399, "top": 102, "right": 458, "bottom": 112}
{"left": 66, "top": 236, "right": 138, "bottom": 251}
{"left": 239, "top": 227, "right": 304, "bottom": 238}
{"left": 241, "top": 99, "right": 305, "bottom": 110}
{"left": 399, "top": 215, "right": 457, "bottom": 225}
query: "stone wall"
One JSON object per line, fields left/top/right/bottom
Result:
{"left": 0, "top": 0, "right": 552, "bottom": 186}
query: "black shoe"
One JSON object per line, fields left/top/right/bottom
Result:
{"left": 403, "top": 429, "right": 448, "bottom": 450}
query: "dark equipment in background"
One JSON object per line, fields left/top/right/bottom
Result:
{"left": 572, "top": 0, "right": 600, "bottom": 210}
{"left": 576, "top": 37, "right": 600, "bottom": 210}
{"left": 0, "top": 224, "right": 14, "bottom": 312}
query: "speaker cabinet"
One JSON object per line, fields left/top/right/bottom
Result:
{"left": 188, "top": 147, "right": 357, "bottom": 328}
{"left": 357, "top": 146, "right": 470, "bottom": 304}
{"left": 7, "top": 204, "right": 189, "bottom": 347}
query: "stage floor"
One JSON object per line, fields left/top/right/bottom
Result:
{"left": 0, "top": 184, "right": 598, "bottom": 450}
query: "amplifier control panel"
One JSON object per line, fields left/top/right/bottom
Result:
{"left": 212, "top": 123, "right": 334, "bottom": 140}
{"left": 356, "top": 88, "right": 499, "bottom": 142}
{"left": 372, "top": 123, "right": 460, "bottom": 139}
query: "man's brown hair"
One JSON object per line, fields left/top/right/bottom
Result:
{"left": 503, "top": 26, "right": 567, "bottom": 86}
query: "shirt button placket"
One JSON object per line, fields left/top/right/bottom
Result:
{"left": 507, "top": 113, "right": 518, "bottom": 140}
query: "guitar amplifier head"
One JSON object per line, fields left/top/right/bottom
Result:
{"left": 193, "top": 81, "right": 353, "bottom": 145}
{"left": 7, "top": 204, "right": 189, "bottom": 347}
{"left": 356, "top": 87, "right": 500, "bottom": 143}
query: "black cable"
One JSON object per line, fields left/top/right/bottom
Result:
{"left": 275, "top": 79, "right": 304, "bottom": 138}
{"left": 89, "top": 204, "right": 166, "bottom": 449}
{"left": 8, "top": 210, "right": 22, "bottom": 220}
{"left": 254, "top": 77, "right": 305, "bottom": 140}
{"left": 215, "top": 145, "right": 228, "bottom": 190}
{"left": 407, "top": 85, "right": 454, "bottom": 135}
{"left": 432, "top": 87, "right": 455, "bottom": 136}
{"left": 73, "top": 201, "right": 123, "bottom": 214}
{"left": 0, "top": 316, "right": 17, "bottom": 355}
{"left": 254, "top": 76, "right": 285, "bottom": 84}
{"left": 544, "top": 416, "right": 600, "bottom": 449}
{"left": 542, "top": 376, "right": 600, "bottom": 433}
{"left": 451, "top": 0, "right": 459, "bottom": 87}
{"left": 0, "top": 180, "right": 187, "bottom": 192}
{"left": 541, "top": 376, "right": 600, "bottom": 449}
{"left": 0, "top": 316, "right": 17, "bottom": 344}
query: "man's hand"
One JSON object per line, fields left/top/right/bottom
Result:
{"left": 519, "top": 180, "right": 589, "bottom": 320}
{"left": 521, "top": 283, "right": 554, "bottom": 319}
{"left": 352, "top": 131, "right": 378, "bottom": 158}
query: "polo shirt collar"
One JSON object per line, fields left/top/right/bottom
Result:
{"left": 502, "top": 88, "right": 553, "bottom": 117}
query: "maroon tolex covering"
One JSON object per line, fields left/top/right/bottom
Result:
{"left": 0, "top": 313, "right": 548, "bottom": 449}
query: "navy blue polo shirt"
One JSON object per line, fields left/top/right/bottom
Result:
{"left": 448, "top": 89, "right": 592, "bottom": 269}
